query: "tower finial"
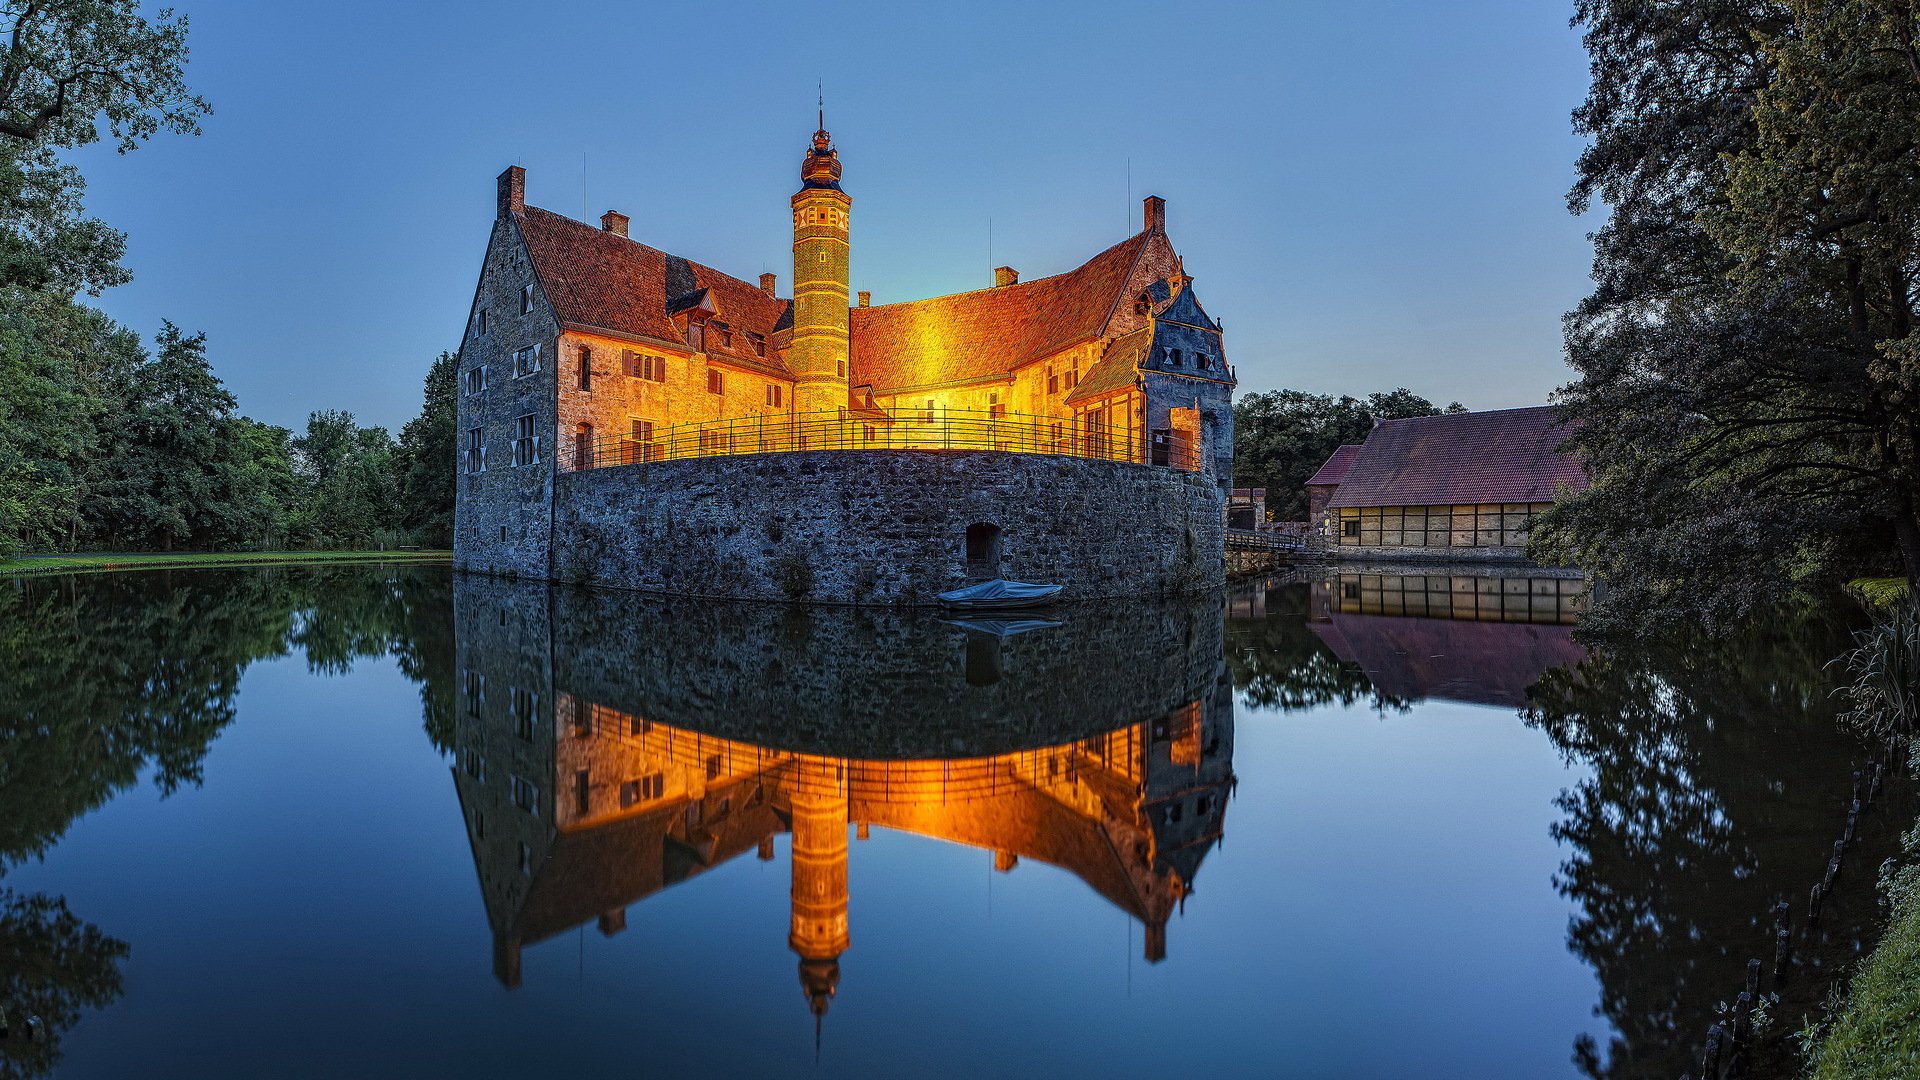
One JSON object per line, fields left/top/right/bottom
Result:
{"left": 817, "top": 79, "right": 824, "bottom": 133}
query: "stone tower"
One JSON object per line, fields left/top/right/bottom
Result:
{"left": 788, "top": 761, "right": 850, "bottom": 1037}
{"left": 789, "top": 114, "right": 852, "bottom": 416}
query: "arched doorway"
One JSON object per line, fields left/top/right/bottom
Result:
{"left": 965, "top": 522, "right": 1002, "bottom": 580}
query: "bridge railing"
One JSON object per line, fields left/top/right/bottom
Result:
{"left": 563, "top": 408, "right": 1200, "bottom": 474}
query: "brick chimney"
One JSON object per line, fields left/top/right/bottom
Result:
{"left": 993, "top": 266, "right": 1018, "bottom": 288}
{"left": 600, "top": 210, "right": 629, "bottom": 237}
{"left": 1143, "top": 195, "right": 1165, "bottom": 233}
{"left": 497, "top": 166, "right": 525, "bottom": 217}
{"left": 857, "top": 290, "right": 871, "bottom": 307}
{"left": 759, "top": 272, "right": 777, "bottom": 297}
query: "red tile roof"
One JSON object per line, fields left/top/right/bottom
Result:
{"left": 849, "top": 231, "right": 1155, "bottom": 394}
{"left": 1326, "top": 406, "right": 1587, "bottom": 509}
{"left": 517, "top": 206, "right": 794, "bottom": 379}
{"left": 1064, "top": 326, "right": 1149, "bottom": 404}
{"left": 1305, "top": 444, "right": 1363, "bottom": 488}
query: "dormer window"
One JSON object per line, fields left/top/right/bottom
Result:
{"left": 719, "top": 327, "right": 733, "bottom": 349}
{"left": 749, "top": 332, "right": 766, "bottom": 358}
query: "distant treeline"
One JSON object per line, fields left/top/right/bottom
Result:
{"left": 0, "top": 293, "right": 454, "bottom": 556}
{"left": 1231, "top": 388, "right": 1464, "bottom": 521}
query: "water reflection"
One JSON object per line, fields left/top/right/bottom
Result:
{"left": 449, "top": 576, "right": 1236, "bottom": 1030}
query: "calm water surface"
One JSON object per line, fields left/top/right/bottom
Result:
{"left": 1, "top": 566, "right": 1907, "bottom": 1079}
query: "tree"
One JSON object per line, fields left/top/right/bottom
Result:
{"left": 395, "top": 351, "right": 456, "bottom": 548}
{"left": 1537, "top": 0, "right": 1920, "bottom": 626}
{"left": 0, "top": 1, "right": 208, "bottom": 296}
{"left": 291, "top": 410, "right": 400, "bottom": 548}
{"left": 1232, "top": 388, "right": 1461, "bottom": 520}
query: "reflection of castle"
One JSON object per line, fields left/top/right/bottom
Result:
{"left": 1306, "top": 573, "right": 1589, "bottom": 708}
{"left": 450, "top": 576, "right": 1233, "bottom": 1026}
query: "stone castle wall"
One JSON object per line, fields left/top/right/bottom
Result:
{"left": 546, "top": 449, "right": 1224, "bottom": 605}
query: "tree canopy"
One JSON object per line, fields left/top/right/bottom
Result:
{"left": 1232, "top": 388, "right": 1462, "bottom": 520}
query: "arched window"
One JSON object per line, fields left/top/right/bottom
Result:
{"left": 574, "top": 423, "right": 594, "bottom": 470}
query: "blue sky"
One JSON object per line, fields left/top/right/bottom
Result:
{"left": 72, "top": 0, "right": 1596, "bottom": 433}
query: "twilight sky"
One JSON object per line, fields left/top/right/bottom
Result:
{"left": 72, "top": 0, "right": 1596, "bottom": 434}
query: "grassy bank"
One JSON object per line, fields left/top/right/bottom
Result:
{"left": 1809, "top": 856, "right": 1920, "bottom": 1078}
{"left": 0, "top": 549, "right": 452, "bottom": 578}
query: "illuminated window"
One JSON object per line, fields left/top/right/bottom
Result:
{"left": 511, "top": 414, "right": 539, "bottom": 466}
{"left": 464, "top": 427, "right": 486, "bottom": 473}
{"left": 520, "top": 283, "right": 535, "bottom": 315}
{"left": 707, "top": 369, "right": 724, "bottom": 395}
{"left": 577, "top": 346, "right": 592, "bottom": 391}
{"left": 766, "top": 384, "right": 782, "bottom": 407}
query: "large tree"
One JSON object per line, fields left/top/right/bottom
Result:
{"left": 1537, "top": 0, "right": 1920, "bottom": 624}
{"left": 395, "top": 351, "right": 456, "bottom": 548}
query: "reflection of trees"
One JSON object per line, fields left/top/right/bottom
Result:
{"left": 1225, "top": 583, "right": 1404, "bottom": 712}
{"left": 0, "top": 565, "right": 453, "bottom": 1077}
{"left": 0, "top": 890, "right": 126, "bottom": 1080}
{"left": 1527, "top": 608, "right": 1912, "bottom": 1079}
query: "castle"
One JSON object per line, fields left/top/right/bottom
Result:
{"left": 453, "top": 119, "right": 1236, "bottom": 602}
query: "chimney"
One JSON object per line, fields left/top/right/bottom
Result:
{"left": 497, "top": 166, "right": 525, "bottom": 217}
{"left": 600, "top": 210, "right": 629, "bottom": 237}
{"left": 857, "top": 290, "right": 871, "bottom": 308}
{"left": 993, "top": 266, "right": 1019, "bottom": 288}
{"left": 759, "top": 272, "right": 777, "bottom": 297}
{"left": 1143, "top": 194, "right": 1165, "bottom": 233}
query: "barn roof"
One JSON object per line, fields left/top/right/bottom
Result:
{"left": 849, "top": 231, "right": 1153, "bottom": 394}
{"left": 1306, "top": 444, "right": 1363, "bottom": 488}
{"left": 1326, "top": 406, "right": 1586, "bottom": 509}
{"left": 516, "top": 206, "right": 794, "bottom": 379}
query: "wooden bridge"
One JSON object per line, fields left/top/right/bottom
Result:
{"left": 1225, "top": 528, "right": 1307, "bottom": 576}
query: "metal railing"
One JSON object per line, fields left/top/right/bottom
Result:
{"left": 565, "top": 408, "right": 1200, "bottom": 474}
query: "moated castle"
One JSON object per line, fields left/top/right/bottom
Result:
{"left": 453, "top": 119, "right": 1235, "bottom": 602}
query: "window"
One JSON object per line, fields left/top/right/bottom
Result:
{"left": 577, "top": 346, "right": 592, "bottom": 391}
{"left": 628, "top": 418, "right": 658, "bottom": 463}
{"left": 706, "top": 754, "right": 723, "bottom": 780}
{"left": 1064, "top": 370, "right": 1078, "bottom": 389}
{"left": 687, "top": 322, "right": 704, "bottom": 352}
{"left": 511, "top": 775, "right": 539, "bottom": 815}
{"left": 718, "top": 327, "right": 733, "bottom": 349}
{"left": 1166, "top": 347, "right": 1183, "bottom": 368}
{"left": 707, "top": 369, "right": 724, "bottom": 395}
{"left": 620, "top": 779, "right": 641, "bottom": 808}
{"left": 464, "top": 427, "right": 486, "bottom": 473}
{"left": 624, "top": 351, "right": 667, "bottom": 382}
{"left": 476, "top": 308, "right": 488, "bottom": 337}
{"left": 698, "top": 429, "right": 731, "bottom": 454}
{"left": 921, "top": 399, "right": 936, "bottom": 423}
{"left": 462, "top": 747, "right": 486, "bottom": 781}
{"left": 463, "top": 671, "right": 484, "bottom": 716}
{"left": 837, "top": 359, "right": 846, "bottom": 377}
{"left": 750, "top": 333, "right": 766, "bottom": 358}
{"left": 863, "top": 423, "right": 876, "bottom": 441}
{"left": 511, "top": 687, "right": 538, "bottom": 740}
{"left": 1343, "top": 518, "right": 1361, "bottom": 538}
{"left": 519, "top": 283, "right": 535, "bottom": 315}
{"left": 988, "top": 393, "right": 1005, "bottom": 421}
{"left": 464, "top": 365, "right": 488, "bottom": 396}
{"left": 1195, "top": 352, "right": 1211, "bottom": 371}
{"left": 574, "top": 423, "right": 594, "bottom": 470}
{"left": 572, "top": 698, "right": 592, "bottom": 738}
{"left": 1047, "top": 366, "right": 1058, "bottom": 394}
{"left": 765, "top": 384, "right": 782, "bottom": 408}
{"left": 473, "top": 810, "right": 486, "bottom": 840}
{"left": 512, "top": 414, "right": 540, "bottom": 466}
{"left": 575, "top": 769, "right": 591, "bottom": 816}
{"left": 512, "top": 344, "right": 541, "bottom": 378}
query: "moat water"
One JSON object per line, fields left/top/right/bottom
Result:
{"left": 1, "top": 565, "right": 1908, "bottom": 1079}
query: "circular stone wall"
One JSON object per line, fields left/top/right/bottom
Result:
{"left": 550, "top": 450, "right": 1224, "bottom": 604}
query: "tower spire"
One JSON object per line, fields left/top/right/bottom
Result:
{"left": 817, "top": 79, "right": 824, "bottom": 134}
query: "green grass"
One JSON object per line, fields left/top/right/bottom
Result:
{"left": 0, "top": 549, "right": 452, "bottom": 577}
{"left": 1809, "top": 867, "right": 1920, "bottom": 1078}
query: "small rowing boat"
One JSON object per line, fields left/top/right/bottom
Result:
{"left": 936, "top": 579, "right": 1064, "bottom": 611}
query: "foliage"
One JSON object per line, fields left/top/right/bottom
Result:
{"left": 1224, "top": 579, "right": 1407, "bottom": 712}
{"left": 1832, "top": 600, "right": 1920, "bottom": 744}
{"left": 290, "top": 410, "right": 401, "bottom": 549}
{"left": 395, "top": 352, "right": 456, "bottom": 548}
{"left": 1852, "top": 576, "right": 1913, "bottom": 607}
{"left": 1539, "top": 0, "right": 1920, "bottom": 627}
{"left": 1807, "top": 823, "right": 1920, "bottom": 1078}
{"left": 1232, "top": 388, "right": 1461, "bottom": 521}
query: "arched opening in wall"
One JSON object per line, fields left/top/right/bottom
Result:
{"left": 574, "top": 423, "right": 594, "bottom": 470}
{"left": 965, "top": 523, "right": 1002, "bottom": 580}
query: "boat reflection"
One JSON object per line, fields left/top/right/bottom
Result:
{"left": 449, "top": 577, "right": 1235, "bottom": 1024}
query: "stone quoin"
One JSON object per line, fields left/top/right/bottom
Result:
{"left": 452, "top": 116, "right": 1236, "bottom": 601}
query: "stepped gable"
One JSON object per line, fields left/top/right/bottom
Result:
{"left": 849, "top": 231, "right": 1155, "bottom": 395}
{"left": 516, "top": 205, "right": 794, "bottom": 380}
{"left": 1326, "top": 406, "right": 1586, "bottom": 509}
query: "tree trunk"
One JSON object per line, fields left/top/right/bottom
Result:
{"left": 1895, "top": 502, "right": 1920, "bottom": 591}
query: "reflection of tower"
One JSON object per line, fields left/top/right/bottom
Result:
{"left": 789, "top": 760, "right": 851, "bottom": 1046}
